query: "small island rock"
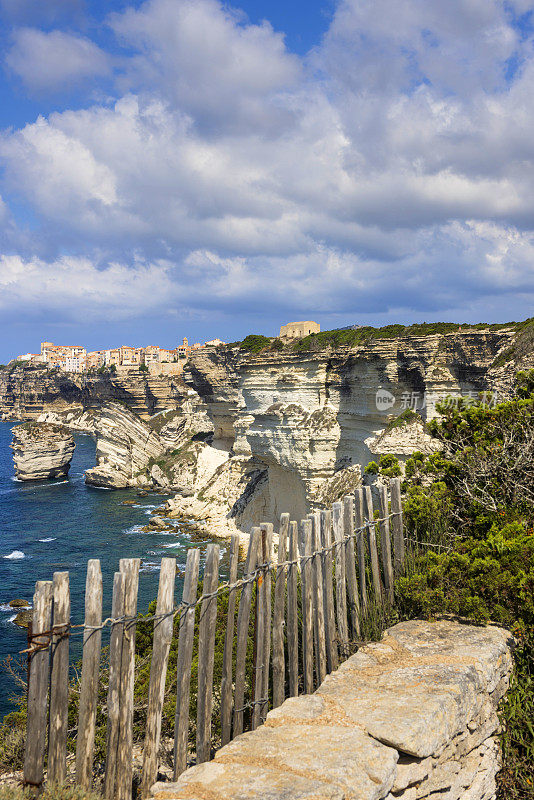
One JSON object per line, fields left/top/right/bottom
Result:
{"left": 9, "top": 599, "right": 30, "bottom": 608}
{"left": 13, "top": 609, "right": 33, "bottom": 628}
{"left": 11, "top": 422, "right": 75, "bottom": 481}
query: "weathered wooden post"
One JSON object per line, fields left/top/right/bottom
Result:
{"left": 390, "top": 477, "right": 405, "bottom": 575}
{"left": 233, "top": 528, "right": 261, "bottom": 737}
{"left": 23, "top": 580, "right": 53, "bottom": 792}
{"left": 272, "top": 514, "right": 289, "bottom": 709}
{"left": 174, "top": 548, "right": 201, "bottom": 779}
{"left": 104, "top": 571, "right": 126, "bottom": 800}
{"left": 252, "top": 531, "right": 267, "bottom": 731}
{"left": 260, "top": 522, "right": 274, "bottom": 718}
{"left": 76, "top": 560, "right": 103, "bottom": 788}
{"left": 48, "top": 571, "right": 70, "bottom": 786}
{"left": 140, "top": 557, "right": 177, "bottom": 797}
{"left": 354, "top": 488, "right": 368, "bottom": 613}
{"left": 332, "top": 502, "right": 349, "bottom": 658}
{"left": 300, "top": 519, "right": 314, "bottom": 693}
{"left": 220, "top": 534, "right": 240, "bottom": 746}
{"left": 310, "top": 512, "right": 327, "bottom": 685}
{"left": 364, "top": 487, "right": 382, "bottom": 603}
{"left": 378, "top": 484, "right": 395, "bottom": 603}
{"left": 286, "top": 522, "right": 299, "bottom": 697}
{"left": 320, "top": 510, "right": 338, "bottom": 673}
{"left": 116, "top": 557, "right": 140, "bottom": 800}
{"left": 197, "top": 544, "right": 220, "bottom": 763}
{"left": 343, "top": 496, "right": 361, "bottom": 639}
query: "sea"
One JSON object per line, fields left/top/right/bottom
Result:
{"left": 0, "top": 419, "right": 207, "bottom": 720}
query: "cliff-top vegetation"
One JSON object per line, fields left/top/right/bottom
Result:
{"left": 228, "top": 318, "right": 532, "bottom": 356}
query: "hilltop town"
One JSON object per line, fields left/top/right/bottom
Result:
{"left": 9, "top": 321, "right": 323, "bottom": 375}
{"left": 13, "top": 337, "right": 227, "bottom": 375}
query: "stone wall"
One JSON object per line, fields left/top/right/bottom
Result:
{"left": 151, "top": 620, "right": 514, "bottom": 800}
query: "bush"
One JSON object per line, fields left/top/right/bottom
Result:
{"left": 270, "top": 339, "right": 284, "bottom": 351}
{"left": 364, "top": 460, "right": 379, "bottom": 475}
{"left": 378, "top": 454, "right": 401, "bottom": 477}
{"left": 239, "top": 335, "right": 271, "bottom": 354}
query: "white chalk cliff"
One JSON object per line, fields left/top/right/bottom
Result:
{"left": 11, "top": 423, "right": 75, "bottom": 481}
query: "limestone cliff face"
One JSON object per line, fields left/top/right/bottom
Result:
{"left": 0, "top": 363, "right": 185, "bottom": 421}
{"left": 181, "top": 330, "right": 517, "bottom": 521}
{"left": 11, "top": 423, "right": 75, "bottom": 481}
{"left": 84, "top": 403, "right": 166, "bottom": 489}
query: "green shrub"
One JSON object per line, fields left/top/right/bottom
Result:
{"left": 378, "top": 454, "right": 401, "bottom": 477}
{"left": 239, "top": 335, "right": 271, "bottom": 353}
{"left": 364, "top": 460, "right": 379, "bottom": 475}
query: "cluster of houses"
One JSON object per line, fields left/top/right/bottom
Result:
{"left": 14, "top": 321, "right": 321, "bottom": 375}
{"left": 15, "top": 337, "right": 227, "bottom": 374}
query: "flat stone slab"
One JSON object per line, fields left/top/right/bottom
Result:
{"left": 317, "top": 661, "right": 486, "bottom": 757}
{"left": 385, "top": 620, "right": 514, "bottom": 694}
{"left": 215, "top": 723, "right": 398, "bottom": 800}
{"left": 151, "top": 762, "right": 345, "bottom": 800}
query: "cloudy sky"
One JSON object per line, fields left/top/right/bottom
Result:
{"left": 0, "top": 0, "right": 533, "bottom": 360}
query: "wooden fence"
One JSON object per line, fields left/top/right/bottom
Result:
{"left": 21, "top": 478, "right": 405, "bottom": 797}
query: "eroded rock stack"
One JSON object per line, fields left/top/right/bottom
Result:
{"left": 84, "top": 402, "right": 165, "bottom": 489}
{"left": 151, "top": 620, "right": 513, "bottom": 800}
{"left": 11, "top": 422, "right": 75, "bottom": 481}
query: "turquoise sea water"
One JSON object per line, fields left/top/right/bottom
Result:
{"left": 0, "top": 419, "right": 202, "bottom": 720}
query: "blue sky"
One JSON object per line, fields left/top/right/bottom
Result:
{"left": 0, "top": 0, "right": 533, "bottom": 361}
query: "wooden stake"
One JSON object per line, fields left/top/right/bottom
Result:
{"left": 320, "top": 510, "right": 338, "bottom": 672}
{"left": 378, "top": 485, "right": 395, "bottom": 603}
{"left": 272, "top": 514, "right": 289, "bottom": 709}
{"left": 23, "top": 580, "right": 53, "bottom": 791}
{"left": 354, "top": 488, "right": 368, "bottom": 613}
{"left": 286, "top": 522, "right": 299, "bottom": 697}
{"left": 220, "top": 534, "right": 240, "bottom": 746}
{"left": 343, "top": 496, "right": 361, "bottom": 639}
{"left": 252, "top": 530, "right": 266, "bottom": 731}
{"left": 364, "top": 487, "right": 382, "bottom": 603}
{"left": 48, "top": 572, "right": 70, "bottom": 786}
{"left": 196, "top": 544, "right": 220, "bottom": 763}
{"left": 332, "top": 502, "right": 349, "bottom": 658}
{"left": 116, "top": 558, "right": 140, "bottom": 800}
{"left": 310, "top": 512, "right": 327, "bottom": 685}
{"left": 104, "top": 571, "right": 126, "bottom": 800}
{"left": 173, "top": 548, "right": 200, "bottom": 779}
{"left": 76, "top": 560, "right": 103, "bottom": 788}
{"left": 390, "top": 477, "right": 405, "bottom": 575}
{"left": 300, "top": 519, "right": 314, "bottom": 693}
{"left": 260, "top": 522, "right": 273, "bottom": 719}
{"left": 233, "top": 528, "right": 260, "bottom": 737}
{"left": 140, "top": 557, "right": 177, "bottom": 797}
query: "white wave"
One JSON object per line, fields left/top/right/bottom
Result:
{"left": 38, "top": 537, "right": 57, "bottom": 542}
{"left": 124, "top": 525, "right": 145, "bottom": 535}
{"left": 3, "top": 550, "right": 25, "bottom": 560}
{"left": 0, "top": 602, "right": 31, "bottom": 612}
{"left": 140, "top": 562, "right": 161, "bottom": 573}
{"left": 161, "top": 542, "right": 183, "bottom": 548}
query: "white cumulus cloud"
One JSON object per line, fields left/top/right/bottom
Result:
{"left": 6, "top": 28, "right": 111, "bottom": 92}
